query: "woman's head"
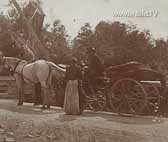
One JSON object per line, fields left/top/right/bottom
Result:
{"left": 71, "top": 57, "right": 77, "bottom": 65}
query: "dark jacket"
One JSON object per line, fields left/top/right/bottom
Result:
{"left": 65, "top": 64, "right": 82, "bottom": 81}
{"left": 88, "top": 54, "right": 104, "bottom": 76}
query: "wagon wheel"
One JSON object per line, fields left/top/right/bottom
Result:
{"left": 85, "top": 86, "right": 106, "bottom": 111}
{"left": 107, "top": 78, "right": 148, "bottom": 115}
{"left": 142, "top": 84, "right": 160, "bottom": 115}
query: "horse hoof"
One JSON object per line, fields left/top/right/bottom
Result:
{"left": 47, "top": 105, "right": 50, "bottom": 109}
{"left": 17, "top": 102, "right": 23, "bottom": 106}
{"left": 33, "top": 103, "right": 40, "bottom": 106}
{"left": 41, "top": 106, "right": 46, "bottom": 109}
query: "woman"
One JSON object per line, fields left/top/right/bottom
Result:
{"left": 63, "top": 57, "right": 82, "bottom": 115}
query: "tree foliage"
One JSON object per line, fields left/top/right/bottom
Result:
{"left": 72, "top": 23, "right": 94, "bottom": 60}
{"left": 72, "top": 21, "right": 168, "bottom": 75}
{"left": 0, "top": 14, "right": 20, "bottom": 57}
{"left": 1, "top": 3, "right": 168, "bottom": 75}
{"left": 43, "top": 20, "right": 71, "bottom": 64}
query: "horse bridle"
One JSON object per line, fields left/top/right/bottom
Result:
{"left": 0, "top": 57, "right": 22, "bottom": 75}
{"left": 0, "top": 57, "right": 6, "bottom": 66}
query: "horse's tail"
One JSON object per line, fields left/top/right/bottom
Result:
{"left": 47, "top": 61, "right": 66, "bottom": 78}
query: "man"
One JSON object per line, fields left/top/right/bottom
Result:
{"left": 86, "top": 47, "right": 104, "bottom": 84}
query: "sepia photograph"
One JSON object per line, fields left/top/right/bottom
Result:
{"left": 0, "top": 0, "right": 168, "bottom": 141}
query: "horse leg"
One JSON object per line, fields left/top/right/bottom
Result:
{"left": 15, "top": 76, "right": 24, "bottom": 106}
{"left": 40, "top": 81, "right": 50, "bottom": 109}
{"left": 42, "top": 70, "right": 54, "bottom": 109}
{"left": 32, "top": 84, "right": 37, "bottom": 106}
{"left": 33, "top": 83, "right": 41, "bottom": 106}
{"left": 46, "top": 85, "right": 51, "bottom": 109}
{"left": 46, "top": 72, "right": 54, "bottom": 109}
{"left": 17, "top": 86, "right": 24, "bottom": 106}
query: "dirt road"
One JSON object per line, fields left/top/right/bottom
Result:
{"left": 0, "top": 99, "right": 168, "bottom": 142}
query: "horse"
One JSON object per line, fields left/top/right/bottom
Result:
{"left": 0, "top": 57, "right": 66, "bottom": 109}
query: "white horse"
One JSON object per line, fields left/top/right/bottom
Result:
{"left": 1, "top": 57, "right": 66, "bottom": 108}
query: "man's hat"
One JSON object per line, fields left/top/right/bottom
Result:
{"left": 86, "top": 47, "right": 96, "bottom": 53}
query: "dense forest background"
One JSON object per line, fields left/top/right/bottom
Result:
{"left": 0, "top": 1, "right": 168, "bottom": 75}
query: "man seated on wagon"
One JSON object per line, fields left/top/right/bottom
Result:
{"left": 86, "top": 47, "right": 104, "bottom": 90}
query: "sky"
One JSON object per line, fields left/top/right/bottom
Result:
{"left": 0, "top": 0, "right": 168, "bottom": 39}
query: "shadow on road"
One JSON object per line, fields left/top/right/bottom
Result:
{"left": 81, "top": 111, "right": 164, "bottom": 125}
{"left": 0, "top": 99, "right": 164, "bottom": 125}
{"left": 0, "top": 99, "right": 63, "bottom": 115}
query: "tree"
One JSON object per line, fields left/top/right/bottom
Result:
{"left": 94, "top": 21, "right": 128, "bottom": 65}
{"left": 72, "top": 21, "right": 156, "bottom": 68}
{"left": 43, "top": 20, "right": 71, "bottom": 64}
{"left": 9, "top": 0, "right": 49, "bottom": 60}
{"left": 72, "top": 23, "right": 94, "bottom": 60}
{"left": 149, "top": 38, "right": 168, "bottom": 74}
{"left": 0, "top": 13, "right": 21, "bottom": 57}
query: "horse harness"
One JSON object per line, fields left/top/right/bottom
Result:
{"left": 14, "top": 60, "right": 52, "bottom": 84}
{"left": 12, "top": 59, "right": 23, "bottom": 75}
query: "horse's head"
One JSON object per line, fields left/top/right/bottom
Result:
{"left": 1, "top": 57, "right": 21, "bottom": 74}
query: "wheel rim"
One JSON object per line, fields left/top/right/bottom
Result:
{"left": 143, "top": 84, "right": 160, "bottom": 115}
{"left": 108, "top": 78, "right": 148, "bottom": 115}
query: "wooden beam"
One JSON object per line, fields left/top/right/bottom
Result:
{"left": 10, "top": 0, "right": 46, "bottom": 59}
{"left": 6, "top": 15, "right": 35, "bottom": 60}
{"left": 10, "top": 0, "right": 24, "bottom": 18}
{"left": 11, "top": 0, "right": 40, "bottom": 42}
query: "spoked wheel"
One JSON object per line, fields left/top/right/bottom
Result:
{"left": 107, "top": 78, "right": 148, "bottom": 115}
{"left": 142, "top": 83, "right": 161, "bottom": 115}
{"left": 85, "top": 87, "right": 106, "bottom": 111}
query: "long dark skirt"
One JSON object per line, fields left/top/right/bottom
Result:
{"left": 63, "top": 80, "right": 80, "bottom": 115}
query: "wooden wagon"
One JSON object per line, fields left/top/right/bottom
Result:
{"left": 84, "top": 61, "right": 166, "bottom": 115}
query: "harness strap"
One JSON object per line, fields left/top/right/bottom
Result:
{"left": 20, "top": 64, "right": 27, "bottom": 82}
{"left": 13, "top": 62, "right": 54, "bottom": 90}
{"left": 46, "top": 62, "right": 52, "bottom": 84}
{"left": 13, "top": 60, "right": 22, "bottom": 74}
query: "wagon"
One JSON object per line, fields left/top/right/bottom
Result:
{"left": 83, "top": 61, "right": 166, "bottom": 115}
